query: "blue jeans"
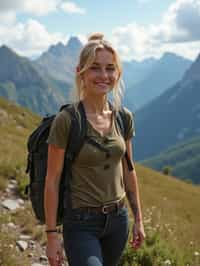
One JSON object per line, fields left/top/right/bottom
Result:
{"left": 63, "top": 206, "right": 129, "bottom": 266}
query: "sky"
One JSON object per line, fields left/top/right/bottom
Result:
{"left": 0, "top": 0, "right": 200, "bottom": 61}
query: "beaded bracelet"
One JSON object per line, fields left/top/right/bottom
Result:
{"left": 46, "top": 229, "right": 58, "bottom": 233}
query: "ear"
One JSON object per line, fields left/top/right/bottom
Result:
{"left": 76, "top": 65, "right": 80, "bottom": 73}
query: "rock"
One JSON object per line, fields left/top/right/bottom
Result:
{"left": 7, "top": 183, "right": 16, "bottom": 190}
{"left": 10, "top": 179, "right": 17, "bottom": 185}
{"left": 28, "top": 253, "right": 34, "bottom": 258}
{"left": 40, "top": 255, "right": 48, "bottom": 262}
{"left": 29, "top": 240, "right": 36, "bottom": 249}
{"left": 19, "top": 234, "right": 31, "bottom": 240}
{"left": 7, "top": 222, "right": 17, "bottom": 229}
{"left": 5, "top": 188, "right": 11, "bottom": 193}
{"left": 31, "top": 264, "right": 45, "bottom": 266}
{"left": 2, "top": 199, "right": 20, "bottom": 210}
{"left": 0, "top": 108, "right": 8, "bottom": 119}
{"left": 16, "top": 125, "right": 23, "bottom": 130}
{"left": 17, "top": 198, "right": 25, "bottom": 205}
{"left": 16, "top": 240, "right": 28, "bottom": 251}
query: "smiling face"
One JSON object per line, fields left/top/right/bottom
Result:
{"left": 82, "top": 49, "right": 120, "bottom": 97}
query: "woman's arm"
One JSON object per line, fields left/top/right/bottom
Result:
{"left": 44, "top": 144, "right": 65, "bottom": 229}
{"left": 122, "top": 139, "right": 145, "bottom": 249}
{"left": 44, "top": 144, "right": 65, "bottom": 266}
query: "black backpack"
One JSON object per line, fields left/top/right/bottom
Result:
{"left": 25, "top": 102, "right": 133, "bottom": 225}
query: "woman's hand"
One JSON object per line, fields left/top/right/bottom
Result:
{"left": 130, "top": 221, "right": 146, "bottom": 250}
{"left": 46, "top": 233, "right": 64, "bottom": 266}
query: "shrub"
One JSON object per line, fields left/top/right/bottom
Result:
{"left": 162, "top": 166, "right": 172, "bottom": 175}
{"left": 119, "top": 231, "right": 191, "bottom": 266}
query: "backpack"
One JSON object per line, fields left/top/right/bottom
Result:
{"left": 25, "top": 101, "right": 133, "bottom": 225}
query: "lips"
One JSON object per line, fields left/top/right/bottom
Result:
{"left": 95, "top": 82, "right": 110, "bottom": 87}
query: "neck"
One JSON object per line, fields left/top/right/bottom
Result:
{"left": 82, "top": 95, "right": 109, "bottom": 114}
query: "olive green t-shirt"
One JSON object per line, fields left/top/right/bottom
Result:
{"left": 47, "top": 107, "right": 135, "bottom": 208}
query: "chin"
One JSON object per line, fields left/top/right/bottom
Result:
{"left": 95, "top": 86, "right": 112, "bottom": 94}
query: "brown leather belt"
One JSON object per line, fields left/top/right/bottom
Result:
{"left": 79, "top": 198, "right": 126, "bottom": 214}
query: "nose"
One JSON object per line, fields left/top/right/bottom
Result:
{"left": 99, "top": 68, "right": 108, "bottom": 79}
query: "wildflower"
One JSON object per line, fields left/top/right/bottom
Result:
{"left": 164, "top": 259, "right": 172, "bottom": 265}
{"left": 194, "top": 251, "right": 199, "bottom": 256}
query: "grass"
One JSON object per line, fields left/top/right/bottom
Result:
{"left": 0, "top": 211, "right": 31, "bottom": 266}
{"left": 0, "top": 97, "right": 200, "bottom": 265}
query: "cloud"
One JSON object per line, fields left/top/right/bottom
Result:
{"left": 0, "top": 19, "right": 67, "bottom": 57}
{"left": 0, "top": 0, "right": 24, "bottom": 12}
{"left": 23, "top": 0, "right": 59, "bottom": 16}
{"left": 0, "top": 0, "right": 86, "bottom": 16}
{"left": 111, "top": 23, "right": 153, "bottom": 60}
{"left": 0, "top": 0, "right": 59, "bottom": 15}
{"left": 153, "top": 0, "right": 200, "bottom": 43}
{"left": 0, "top": 11, "right": 16, "bottom": 25}
{"left": 111, "top": 0, "right": 200, "bottom": 60}
{"left": 60, "top": 1, "right": 86, "bottom": 14}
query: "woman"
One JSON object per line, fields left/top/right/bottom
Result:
{"left": 44, "top": 33, "right": 145, "bottom": 266}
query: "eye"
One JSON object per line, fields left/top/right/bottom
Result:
{"left": 90, "top": 66, "right": 100, "bottom": 70}
{"left": 106, "top": 67, "right": 115, "bottom": 71}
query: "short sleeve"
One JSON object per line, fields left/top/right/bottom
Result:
{"left": 124, "top": 107, "right": 135, "bottom": 140}
{"left": 47, "top": 110, "right": 71, "bottom": 149}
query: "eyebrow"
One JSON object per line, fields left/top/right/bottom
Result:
{"left": 91, "top": 62, "right": 115, "bottom": 66}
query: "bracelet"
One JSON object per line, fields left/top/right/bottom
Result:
{"left": 46, "top": 229, "right": 58, "bottom": 233}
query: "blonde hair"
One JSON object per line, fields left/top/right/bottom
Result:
{"left": 73, "top": 32, "right": 124, "bottom": 110}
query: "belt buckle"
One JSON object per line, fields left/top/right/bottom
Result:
{"left": 102, "top": 204, "right": 110, "bottom": 214}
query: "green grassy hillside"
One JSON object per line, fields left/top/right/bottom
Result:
{"left": 0, "top": 97, "right": 40, "bottom": 190}
{"left": 141, "top": 136, "right": 200, "bottom": 184}
{"left": 0, "top": 97, "right": 200, "bottom": 265}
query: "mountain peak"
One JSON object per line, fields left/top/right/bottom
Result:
{"left": 161, "top": 52, "right": 187, "bottom": 61}
{"left": 48, "top": 42, "right": 66, "bottom": 57}
{"left": 0, "top": 45, "right": 16, "bottom": 57}
{"left": 183, "top": 53, "right": 200, "bottom": 82}
{"left": 66, "top": 36, "right": 82, "bottom": 51}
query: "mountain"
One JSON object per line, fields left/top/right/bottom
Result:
{"left": 34, "top": 37, "right": 82, "bottom": 84}
{"left": 122, "top": 57, "right": 156, "bottom": 87}
{"left": 142, "top": 135, "right": 200, "bottom": 184}
{"left": 125, "top": 52, "right": 192, "bottom": 111}
{"left": 134, "top": 53, "right": 200, "bottom": 160}
{"left": 0, "top": 45, "right": 63, "bottom": 115}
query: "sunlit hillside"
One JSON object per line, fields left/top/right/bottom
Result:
{"left": 0, "top": 97, "right": 200, "bottom": 265}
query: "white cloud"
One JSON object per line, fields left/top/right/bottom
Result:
{"left": 0, "top": 0, "right": 24, "bottom": 12}
{"left": 0, "top": 0, "right": 60, "bottom": 15}
{"left": 23, "top": 0, "right": 59, "bottom": 16}
{"left": 0, "top": 19, "right": 67, "bottom": 57}
{"left": 60, "top": 1, "right": 86, "bottom": 14}
{"left": 0, "top": 11, "right": 16, "bottom": 25}
{"left": 159, "top": 40, "right": 200, "bottom": 60}
{"left": 153, "top": 0, "right": 200, "bottom": 43}
{"left": 0, "top": 0, "right": 86, "bottom": 16}
{"left": 77, "top": 34, "right": 87, "bottom": 44}
{"left": 111, "top": 23, "right": 153, "bottom": 60}
{"left": 111, "top": 0, "right": 200, "bottom": 61}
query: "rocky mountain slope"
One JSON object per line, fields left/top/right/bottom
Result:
{"left": 134, "top": 53, "right": 200, "bottom": 161}
{"left": 34, "top": 37, "right": 82, "bottom": 84}
{"left": 0, "top": 45, "right": 64, "bottom": 115}
{"left": 125, "top": 52, "right": 192, "bottom": 111}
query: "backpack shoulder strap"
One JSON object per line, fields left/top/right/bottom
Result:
{"left": 62, "top": 101, "right": 87, "bottom": 162}
{"left": 115, "top": 107, "right": 128, "bottom": 139}
{"left": 115, "top": 106, "right": 134, "bottom": 172}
